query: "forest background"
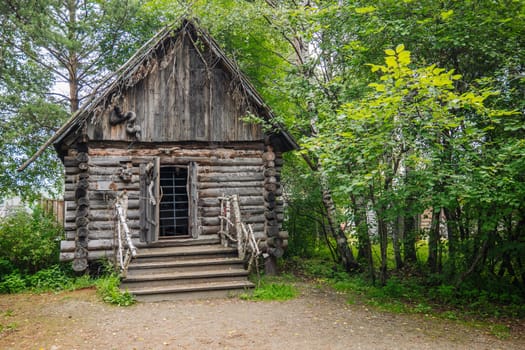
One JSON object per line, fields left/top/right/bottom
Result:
{"left": 1, "top": 0, "right": 524, "bottom": 318}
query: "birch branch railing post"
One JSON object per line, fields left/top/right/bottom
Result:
{"left": 218, "top": 194, "right": 261, "bottom": 273}
{"left": 114, "top": 191, "right": 138, "bottom": 277}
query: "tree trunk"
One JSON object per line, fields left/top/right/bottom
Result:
{"left": 392, "top": 215, "right": 403, "bottom": 270}
{"left": 443, "top": 206, "right": 458, "bottom": 272}
{"left": 403, "top": 213, "right": 417, "bottom": 264}
{"left": 428, "top": 208, "right": 441, "bottom": 273}
{"left": 67, "top": 0, "right": 79, "bottom": 112}
{"left": 377, "top": 215, "right": 388, "bottom": 285}
{"left": 319, "top": 174, "right": 358, "bottom": 272}
{"left": 352, "top": 194, "right": 374, "bottom": 283}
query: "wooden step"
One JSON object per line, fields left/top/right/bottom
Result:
{"left": 122, "top": 268, "right": 249, "bottom": 288}
{"left": 134, "top": 245, "right": 237, "bottom": 262}
{"left": 126, "top": 257, "right": 244, "bottom": 276}
{"left": 135, "top": 237, "right": 220, "bottom": 248}
{"left": 127, "top": 280, "right": 255, "bottom": 302}
{"left": 121, "top": 241, "right": 252, "bottom": 301}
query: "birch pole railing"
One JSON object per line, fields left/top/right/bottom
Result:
{"left": 114, "top": 192, "right": 138, "bottom": 277}
{"left": 218, "top": 194, "right": 261, "bottom": 272}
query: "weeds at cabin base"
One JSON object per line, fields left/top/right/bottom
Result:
{"left": 240, "top": 275, "right": 299, "bottom": 301}
{"left": 95, "top": 274, "right": 135, "bottom": 306}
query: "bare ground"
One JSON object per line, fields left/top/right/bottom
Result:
{"left": 0, "top": 284, "right": 524, "bottom": 350}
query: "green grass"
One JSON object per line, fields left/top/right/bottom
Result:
{"left": 240, "top": 275, "right": 299, "bottom": 301}
{"left": 283, "top": 249, "right": 525, "bottom": 328}
{"left": 95, "top": 274, "right": 135, "bottom": 306}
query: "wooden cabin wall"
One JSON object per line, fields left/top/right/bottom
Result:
{"left": 87, "top": 34, "right": 262, "bottom": 144}
{"left": 59, "top": 144, "right": 286, "bottom": 262}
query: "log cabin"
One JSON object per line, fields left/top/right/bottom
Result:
{"left": 20, "top": 19, "right": 298, "bottom": 300}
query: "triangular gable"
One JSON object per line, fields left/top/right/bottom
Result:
{"left": 19, "top": 19, "right": 298, "bottom": 171}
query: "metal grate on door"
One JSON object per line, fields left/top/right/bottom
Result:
{"left": 159, "top": 166, "right": 189, "bottom": 237}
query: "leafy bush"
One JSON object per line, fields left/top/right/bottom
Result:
{"left": 0, "top": 206, "right": 62, "bottom": 274}
{"left": 0, "top": 263, "right": 95, "bottom": 294}
{"left": 0, "top": 273, "right": 26, "bottom": 293}
{"left": 27, "top": 264, "right": 72, "bottom": 292}
{"left": 95, "top": 274, "right": 135, "bottom": 306}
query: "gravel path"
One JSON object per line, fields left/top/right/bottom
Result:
{"left": 0, "top": 285, "right": 523, "bottom": 350}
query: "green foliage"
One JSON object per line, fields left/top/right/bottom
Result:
{"left": 0, "top": 264, "right": 95, "bottom": 294}
{"left": 281, "top": 154, "right": 328, "bottom": 258}
{"left": 242, "top": 277, "right": 298, "bottom": 301}
{"left": 27, "top": 264, "right": 74, "bottom": 292}
{"left": 0, "top": 206, "right": 62, "bottom": 274}
{"left": 95, "top": 274, "right": 135, "bottom": 306}
{"left": 0, "top": 273, "right": 27, "bottom": 294}
{"left": 0, "top": 0, "right": 161, "bottom": 199}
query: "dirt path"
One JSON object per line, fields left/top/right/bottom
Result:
{"left": 0, "top": 285, "right": 523, "bottom": 350}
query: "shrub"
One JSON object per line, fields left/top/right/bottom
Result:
{"left": 95, "top": 274, "right": 135, "bottom": 306}
{"left": 27, "top": 264, "right": 72, "bottom": 292}
{"left": 0, "top": 206, "right": 62, "bottom": 274}
{"left": 0, "top": 273, "right": 26, "bottom": 294}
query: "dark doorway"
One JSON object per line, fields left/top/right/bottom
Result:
{"left": 159, "top": 166, "right": 189, "bottom": 237}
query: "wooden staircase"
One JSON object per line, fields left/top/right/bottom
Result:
{"left": 120, "top": 237, "right": 254, "bottom": 301}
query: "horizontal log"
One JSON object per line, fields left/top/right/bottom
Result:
{"left": 201, "top": 214, "right": 265, "bottom": 226}
{"left": 201, "top": 206, "right": 264, "bottom": 217}
{"left": 82, "top": 166, "right": 139, "bottom": 176}
{"left": 200, "top": 188, "right": 262, "bottom": 198}
{"left": 64, "top": 220, "right": 140, "bottom": 231}
{"left": 202, "top": 223, "right": 264, "bottom": 235}
{"left": 88, "top": 156, "right": 132, "bottom": 165}
{"left": 87, "top": 199, "right": 140, "bottom": 210}
{"left": 86, "top": 174, "right": 140, "bottom": 183}
{"left": 89, "top": 147, "right": 264, "bottom": 157}
{"left": 61, "top": 239, "right": 114, "bottom": 252}
{"left": 60, "top": 250, "right": 113, "bottom": 262}
{"left": 64, "top": 167, "right": 80, "bottom": 176}
{"left": 198, "top": 181, "right": 263, "bottom": 189}
{"left": 198, "top": 173, "right": 264, "bottom": 182}
{"left": 91, "top": 209, "right": 140, "bottom": 221}
{"left": 199, "top": 196, "right": 264, "bottom": 207}
{"left": 65, "top": 182, "right": 139, "bottom": 192}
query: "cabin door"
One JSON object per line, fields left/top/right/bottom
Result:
{"left": 140, "top": 159, "right": 200, "bottom": 243}
{"left": 159, "top": 166, "right": 189, "bottom": 238}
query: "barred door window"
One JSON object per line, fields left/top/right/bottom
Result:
{"left": 159, "top": 166, "right": 189, "bottom": 237}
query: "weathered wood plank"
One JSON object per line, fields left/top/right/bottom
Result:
{"left": 199, "top": 196, "right": 264, "bottom": 207}
{"left": 200, "top": 187, "right": 262, "bottom": 198}
{"left": 198, "top": 174, "right": 264, "bottom": 182}
{"left": 60, "top": 250, "right": 113, "bottom": 262}
{"left": 61, "top": 239, "right": 114, "bottom": 252}
{"left": 198, "top": 181, "right": 263, "bottom": 189}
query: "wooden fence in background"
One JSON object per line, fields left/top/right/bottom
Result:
{"left": 40, "top": 199, "right": 65, "bottom": 225}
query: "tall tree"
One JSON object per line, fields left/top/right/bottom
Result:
{"left": 0, "top": 0, "right": 161, "bottom": 199}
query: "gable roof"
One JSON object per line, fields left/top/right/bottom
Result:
{"left": 19, "top": 19, "right": 298, "bottom": 171}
